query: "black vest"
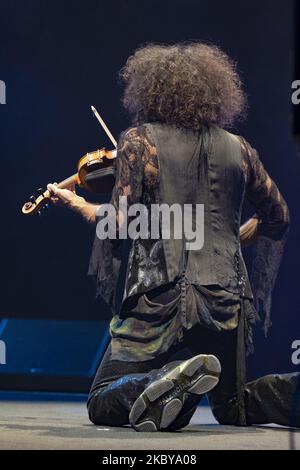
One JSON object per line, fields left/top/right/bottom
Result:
{"left": 124, "top": 123, "right": 253, "bottom": 301}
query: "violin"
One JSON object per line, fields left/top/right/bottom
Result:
{"left": 22, "top": 147, "right": 117, "bottom": 216}
{"left": 22, "top": 106, "right": 118, "bottom": 216}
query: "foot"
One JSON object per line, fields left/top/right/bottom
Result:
{"left": 129, "top": 354, "right": 221, "bottom": 432}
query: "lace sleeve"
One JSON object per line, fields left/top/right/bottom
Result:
{"left": 251, "top": 234, "right": 288, "bottom": 335}
{"left": 241, "top": 138, "right": 290, "bottom": 335}
{"left": 111, "top": 127, "right": 144, "bottom": 216}
{"left": 88, "top": 126, "right": 155, "bottom": 311}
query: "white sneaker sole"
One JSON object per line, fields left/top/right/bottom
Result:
{"left": 129, "top": 354, "right": 221, "bottom": 432}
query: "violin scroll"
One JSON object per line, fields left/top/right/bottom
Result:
{"left": 22, "top": 147, "right": 117, "bottom": 216}
{"left": 22, "top": 188, "right": 52, "bottom": 216}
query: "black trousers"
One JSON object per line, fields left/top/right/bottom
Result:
{"left": 87, "top": 320, "right": 300, "bottom": 429}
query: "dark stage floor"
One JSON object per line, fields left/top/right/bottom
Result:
{"left": 0, "top": 394, "right": 299, "bottom": 450}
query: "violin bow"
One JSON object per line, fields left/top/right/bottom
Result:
{"left": 91, "top": 105, "right": 117, "bottom": 149}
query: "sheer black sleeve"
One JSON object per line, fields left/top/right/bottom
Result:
{"left": 110, "top": 127, "right": 144, "bottom": 217}
{"left": 88, "top": 125, "right": 159, "bottom": 311}
{"left": 240, "top": 137, "right": 290, "bottom": 335}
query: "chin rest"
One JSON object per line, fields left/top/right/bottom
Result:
{"left": 84, "top": 166, "right": 116, "bottom": 194}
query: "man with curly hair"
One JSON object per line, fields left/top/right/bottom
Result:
{"left": 48, "top": 43, "right": 299, "bottom": 432}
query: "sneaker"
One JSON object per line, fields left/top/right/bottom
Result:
{"left": 129, "top": 354, "right": 221, "bottom": 432}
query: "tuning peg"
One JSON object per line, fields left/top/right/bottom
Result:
{"left": 29, "top": 195, "right": 36, "bottom": 203}
{"left": 37, "top": 188, "right": 44, "bottom": 195}
{"left": 37, "top": 210, "right": 41, "bottom": 216}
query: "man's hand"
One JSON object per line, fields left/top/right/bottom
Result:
{"left": 47, "top": 183, "right": 78, "bottom": 208}
{"left": 47, "top": 183, "right": 99, "bottom": 224}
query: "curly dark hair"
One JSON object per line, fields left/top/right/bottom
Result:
{"left": 120, "top": 42, "right": 246, "bottom": 131}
